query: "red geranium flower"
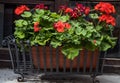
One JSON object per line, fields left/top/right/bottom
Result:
{"left": 106, "top": 16, "right": 116, "bottom": 26}
{"left": 76, "top": 3, "right": 85, "bottom": 12}
{"left": 34, "top": 22, "right": 39, "bottom": 27}
{"left": 15, "top": 5, "right": 30, "bottom": 15}
{"left": 35, "top": 4, "right": 48, "bottom": 10}
{"left": 94, "top": 2, "right": 115, "bottom": 14}
{"left": 54, "top": 21, "right": 65, "bottom": 32}
{"left": 65, "top": 8, "right": 73, "bottom": 13}
{"left": 85, "top": 7, "right": 90, "bottom": 15}
{"left": 70, "top": 11, "right": 79, "bottom": 18}
{"left": 34, "top": 27, "right": 40, "bottom": 32}
{"left": 99, "top": 14, "right": 116, "bottom": 26}
{"left": 99, "top": 14, "right": 107, "bottom": 21}
{"left": 65, "top": 23, "right": 71, "bottom": 29}
{"left": 34, "top": 22, "right": 40, "bottom": 32}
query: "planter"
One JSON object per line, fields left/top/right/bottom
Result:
{"left": 32, "top": 46, "right": 99, "bottom": 69}
{"left": 5, "top": 35, "right": 104, "bottom": 83}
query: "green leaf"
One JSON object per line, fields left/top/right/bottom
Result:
{"left": 107, "top": 36, "right": 117, "bottom": 47}
{"left": 96, "top": 25, "right": 103, "bottom": 31}
{"left": 100, "top": 42, "right": 111, "bottom": 51}
{"left": 22, "top": 20, "right": 28, "bottom": 25}
{"left": 35, "top": 9, "right": 45, "bottom": 15}
{"left": 86, "top": 32, "right": 92, "bottom": 38}
{"left": 36, "top": 38, "right": 50, "bottom": 46}
{"left": 96, "top": 39, "right": 101, "bottom": 46}
{"left": 37, "top": 40, "right": 47, "bottom": 45}
{"left": 62, "top": 46, "right": 79, "bottom": 60}
{"left": 42, "top": 16, "right": 49, "bottom": 20}
{"left": 86, "top": 25, "right": 94, "bottom": 30}
{"left": 68, "top": 26, "right": 75, "bottom": 34}
{"left": 59, "top": 15, "right": 69, "bottom": 22}
{"left": 75, "top": 27, "right": 82, "bottom": 35}
{"left": 81, "top": 29, "right": 87, "bottom": 36}
{"left": 89, "top": 13, "right": 98, "bottom": 19}
{"left": 33, "top": 18, "right": 40, "bottom": 22}
{"left": 50, "top": 13, "right": 60, "bottom": 18}
{"left": 50, "top": 40, "right": 62, "bottom": 48}
{"left": 21, "top": 11, "right": 32, "bottom": 17}
{"left": 14, "top": 19, "right": 24, "bottom": 27}
{"left": 14, "top": 31, "right": 25, "bottom": 39}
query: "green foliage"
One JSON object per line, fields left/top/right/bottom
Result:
{"left": 62, "top": 47, "right": 79, "bottom": 60}
{"left": 14, "top": 4, "right": 117, "bottom": 60}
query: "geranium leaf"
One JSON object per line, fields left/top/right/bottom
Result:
{"left": 81, "top": 29, "right": 87, "bottom": 36}
{"left": 14, "top": 19, "right": 24, "bottom": 27}
{"left": 75, "top": 27, "right": 82, "bottom": 35}
{"left": 86, "top": 32, "right": 92, "bottom": 38}
{"left": 35, "top": 9, "right": 44, "bottom": 15}
{"left": 96, "top": 25, "right": 102, "bottom": 31}
{"left": 89, "top": 13, "right": 98, "bottom": 19}
{"left": 42, "top": 16, "right": 49, "bottom": 20}
{"left": 62, "top": 46, "right": 79, "bottom": 60}
{"left": 22, "top": 20, "right": 28, "bottom": 25}
{"left": 59, "top": 15, "right": 69, "bottom": 22}
{"left": 21, "top": 11, "right": 32, "bottom": 17}
{"left": 100, "top": 42, "right": 111, "bottom": 51}
{"left": 50, "top": 40, "right": 62, "bottom": 48}
{"left": 14, "top": 31, "right": 25, "bottom": 39}
{"left": 43, "top": 27, "right": 53, "bottom": 30}
{"left": 33, "top": 18, "right": 40, "bottom": 22}
{"left": 68, "top": 27, "right": 75, "bottom": 34}
{"left": 50, "top": 13, "right": 60, "bottom": 18}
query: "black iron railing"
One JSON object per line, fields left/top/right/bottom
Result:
{"left": 4, "top": 35, "right": 107, "bottom": 83}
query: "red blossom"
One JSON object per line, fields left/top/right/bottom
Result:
{"left": 106, "top": 16, "right": 116, "bottom": 26}
{"left": 34, "top": 22, "right": 40, "bottom": 32}
{"left": 34, "top": 27, "right": 40, "bottom": 32}
{"left": 94, "top": 2, "right": 116, "bottom": 14}
{"left": 35, "top": 4, "right": 48, "bottom": 10}
{"left": 76, "top": 3, "right": 86, "bottom": 12}
{"left": 99, "top": 14, "right": 116, "bottom": 26}
{"left": 65, "top": 23, "right": 71, "bottom": 29}
{"left": 34, "top": 22, "right": 39, "bottom": 27}
{"left": 70, "top": 11, "right": 79, "bottom": 18}
{"left": 54, "top": 21, "right": 65, "bottom": 32}
{"left": 85, "top": 7, "right": 90, "bottom": 15}
{"left": 15, "top": 5, "right": 30, "bottom": 15}
{"left": 64, "top": 8, "right": 73, "bottom": 13}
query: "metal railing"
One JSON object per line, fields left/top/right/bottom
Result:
{"left": 4, "top": 35, "right": 106, "bottom": 83}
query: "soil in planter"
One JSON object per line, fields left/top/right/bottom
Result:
{"left": 32, "top": 46, "right": 99, "bottom": 70}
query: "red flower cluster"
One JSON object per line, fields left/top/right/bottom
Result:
{"left": 76, "top": 3, "right": 86, "bottom": 12}
{"left": 99, "top": 14, "right": 116, "bottom": 26}
{"left": 34, "top": 22, "right": 41, "bottom": 32}
{"left": 60, "top": 4, "right": 90, "bottom": 18}
{"left": 15, "top": 5, "right": 30, "bottom": 15}
{"left": 95, "top": 2, "right": 115, "bottom": 14}
{"left": 35, "top": 4, "right": 48, "bottom": 9}
{"left": 94, "top": 2, "right": 116, "bottom": 26}
{"left": 54, "top": 21, "right": 71, "bottom": 32}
